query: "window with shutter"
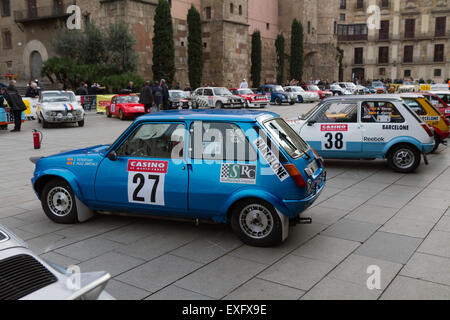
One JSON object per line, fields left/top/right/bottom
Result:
{"left": 434, "top": 44, "right": 444, "bottom": 62}
{"left": 378, "top": 47, "right": 389, "bottom": 64}
{"left": 379, "top": 20, "right": 390, "bottom": 40}
{"left": 354, "top": 48, "right": 363, "bottom": 64}
{"left": 435, "top": 17, "right": 446, "bottom": 37}
{"left": 405, "top": 19, "right": 415, "bottom": 38}
{"left": 403, "top": 46, "right": 413, "bottom": 63}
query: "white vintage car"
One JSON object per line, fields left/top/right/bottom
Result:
{"left": 193, "top": 87, "right": 246, "bottom": 109}
{"left": 37, "top": 91, "right": 85, "bottom": 128}
{"left": 399, "top": 80, "right": 419, "bottom": 93}
{"left": 284, "top": 86, "right": 320, "bottom": 103}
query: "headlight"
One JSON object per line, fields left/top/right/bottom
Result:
{"left": 46, "top": 111, "right": 52, "bottom": 116}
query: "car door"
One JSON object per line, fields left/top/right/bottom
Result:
{"left": 187, "top": 121, "right": 258, "bottom": 218}
{"left": 300, "top": 101, "right": 362, "bottom": 158}
{"left": 360, "top": 101, "right": 406, "bottom": 156}
{"left": 94, "top": 121, "right": 188, "bottom": 214}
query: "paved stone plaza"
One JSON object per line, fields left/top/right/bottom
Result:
{"left": 0, "top": 104, "right": 449, "bottom": 300}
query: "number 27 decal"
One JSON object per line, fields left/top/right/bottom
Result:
{"left": 127, "top": 160, "right": 168, "bottom": 206}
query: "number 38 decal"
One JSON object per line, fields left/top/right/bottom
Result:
{"left": 322, "top": 132, "right": 346, "bottom": 150}
{"left": 127, "top": 160, "right": 168, "bottom": 206}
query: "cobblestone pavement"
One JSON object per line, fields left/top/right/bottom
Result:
{"left": 1, "top": 104, "right": 449, "bottom": 300}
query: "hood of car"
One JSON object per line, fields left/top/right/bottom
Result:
{"left": 47, "top": 145, "right": 110, "bottom": 159}
{"left": 40, "top": 102, "right": 82, "bottom": 110}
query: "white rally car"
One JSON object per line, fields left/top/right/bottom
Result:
{"left": 288, "top": 95, "right": 435, "bottom": 173}
{"left": 37, "top": 91, "right": 85, "bottom": 128}
{"left": 193, "top": 87, "right": 246, "bottom": 109}
{"left": 284, "top": 86, "right": 320, "bottom": 103}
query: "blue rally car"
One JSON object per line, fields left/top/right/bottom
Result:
{"left": 31, "top": 110, "right": 326, "bottom": 247}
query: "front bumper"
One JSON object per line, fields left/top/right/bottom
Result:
{"left": 247, "top": 101, "right": 268, "bottom": 108}
{"left": 43, "top": 115, "right": 84, "bottom": 123}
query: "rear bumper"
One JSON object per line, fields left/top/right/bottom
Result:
{"left": 281, "top": 174, "right": 326, "bottom": 218}
{"left": 423, "top": 143, "right": 436, "bottom": 153}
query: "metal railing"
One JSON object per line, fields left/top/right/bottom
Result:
{"left": 14, "top": 3, "right": 74, "bottom": 23}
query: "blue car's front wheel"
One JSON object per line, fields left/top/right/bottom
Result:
{"left": 41, "top": 178, "right": 79, "bottom": 224}
{"left": 230, "top": 199, "right": 283, "bottom": 247}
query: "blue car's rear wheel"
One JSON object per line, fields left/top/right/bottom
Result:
{"left": 41, "top": 178, "right": 78, "bottom": 224}
{"left": 231, "top": 199, "right": 283, "bottom": 247}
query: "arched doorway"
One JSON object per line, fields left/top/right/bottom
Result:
{"left": 30, "top": 51, "right": 43, "bottom": 80}
{"left": 352, "top": 68, "right": 365, "bottom": 83}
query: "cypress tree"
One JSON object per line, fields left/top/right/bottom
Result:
{"left": 152, "top": 0, "right": 175, "bottom": 85}
{"left": 275, "top": 33, "right": 285, "bottom": 84}
{"left": 251, "top": 31, "right": 262, "bottom": 88}
{"left": 187, "top": 5, "right": 203, "bottom": 89}
{"left": 290, "top": 19, "right": 304, "bottom": 81}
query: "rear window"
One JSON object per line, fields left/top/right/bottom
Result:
{"left": 263, "top": 118, "right": 309, "bottom": 159}
{"left": 402, "top": 103, "right": 424, "bottom": 124}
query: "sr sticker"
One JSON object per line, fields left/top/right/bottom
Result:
{"left": 220, "top": 164, "right": 256, "bottom": 185}
{"left": 253, "top": 137, "right": 289, "bottom": 182}
{"left": 127, "top": 160, "right": 168, "bottom": 206}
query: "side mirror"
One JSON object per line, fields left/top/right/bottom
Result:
{"left": 107, "top": 151, "right": 118, "bottom": 161}
{"left": 307, "top": 120, "right": 316, "bottom": 126}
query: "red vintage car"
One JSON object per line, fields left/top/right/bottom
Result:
{"left": 229, "top": 88, "right": 269, "bottom": 108}
{"left": 300, "top": 84, "right": 332, "bottom": 100}
{"left": 421, "top": 92, "right": 450, "bottom": 119}
{"left": 105, "top": 94, "right": 146, "bottom": 120}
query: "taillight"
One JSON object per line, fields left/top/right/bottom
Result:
{"left": 443, "top": 116, "right": 450, "bottom": 126}
{"left": 311, "top": 148, "right": 319, "bottom": 158}
{"left": 421, "top": 124, "right": 434, "bottom": 137}
{"left": 284, "top": 164, "right": 307, "bottom": 188}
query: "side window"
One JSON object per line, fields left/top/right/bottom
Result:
{"left": 361, "top": 102, "right": 405, "bottom": 123}
{"left": 189, "top": 121, "right": 257, "bottom": 161}
{"left": 196, "top": 89, "right": 203, "bottom": 96}
{"left": 312, "top": 102, "right": 358, "bottom": 123}
{"left": 403, "top": 99, "right": 427, "bottom": 116}
{"left": 117, "top": 123, "right": 185, "bottom": 159}
{"left": 204, "top": 89, "right": 213, "bottom": 96}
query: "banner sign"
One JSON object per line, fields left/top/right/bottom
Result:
{"left": 96, "top": 95, "right": 115, "bottom": 113}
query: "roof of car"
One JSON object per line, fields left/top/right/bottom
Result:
{"left": 41, "top": 90, "right": 75, "bottom": 94}
{"left": 428, "top": 90, "right": 450, "bottom": 94}
{"left": 324, "top": 95, "right": 404, "bottom": 102}
{"left": 136, "top": 109, "right": 279, "bottom": 122}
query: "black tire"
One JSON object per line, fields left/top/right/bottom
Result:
{"left": 275, "top": 98, "right": 282, "bottom": 105}
{"left": 42, "top": 118, "right": 49, "bottom": 128}
{"left": 78, "top": 119, "right": 85, "bottom": 127}
{"left": 38, "top": 115, "right": 42, "bottom": 123}
{"left": 289, "top": 100, "right": 295, "bottom": 105}
{"left": 41, "top": 178, "right": 78, "bottom": 224}
{"left": 119, "top": 109, "right": 125, "bottom": 120}
{"left": 230, "top": 199, "right": 283, "bottom": 247}
{"left": 431, "top": 134, "right": 440, "bottom": 153}
{"left": 215, "top": 101, "right": 223, "bottom": 109}
{"left": 106, "top": 108, "right": 112, "bottom": 118}
{"left": 387, "top": 144, "right": 421, "bottom": 173}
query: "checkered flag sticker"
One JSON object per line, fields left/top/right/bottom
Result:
{"left": 220, "top": 164, "right": 231, "bottom": 178}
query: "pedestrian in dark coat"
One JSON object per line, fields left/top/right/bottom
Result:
{"left": 25, "top": 82, "right": 39, "bottom": 98}
{"left": 152, "top": 82, "right": 163, "bottom": 112}
{"left": 3, "top": 81, "right": 26, "bottom": 132}
{"left": 139, "top": 81, "right": 154, "bottom": 113}
{"left": 161, "top": 79, "right": 169, "bottom": 110}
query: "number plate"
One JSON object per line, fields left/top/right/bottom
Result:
{"left": 307, "top": 160, "right": 319, "bottom": 175}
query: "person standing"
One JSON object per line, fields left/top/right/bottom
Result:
{"left": 139, "top": 81, "right": 154, "bottom": 113}
{"left": 25, "top": 82, "right": 39, "bottom": 98}
{"left": 127, "top": 81, "right": 137, "bottom": 93}
{"left": 152, "top": 81, "right": 163, "bottom": 112}
{"left": 160, "top": 79, "right": 169, "bottom": 110}
{"left": 240, "top": 78, "right": 248, "bottom": 89}
{"left": 3, "top": 81, "right": 26, "bottom": 132}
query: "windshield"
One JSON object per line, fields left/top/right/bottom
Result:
{"left": 273, "top": 86, "right": 285, "bottom": 93}
{"left": 238, "top": 89, "right": 254, "bottom": 95}
{"left": 213, "top": 88, "right": 232, "bottom": 96}
{"left": 300, "top": 102, "right": 323, "bottom": 120}
{"left": 403, "top": 81, "right": 417, "bottom": 86}
{"left": 117, "top": 95, "right": 140, "bottom": 103}
{"left": 170, "top": 91, "right": 188, "bottom": 99}
{"left": 41, "top": 92, "right": 75, "bottom": 103}
{"left": 372, "top": 81, "right": 384, "bottom": 87}
{"left": 290, "top": 87, "right": 305, "bottom": 93}
{"left": 346, "top": 83, "right": 357, "bottom": 88}
{"left": 308, "top": 85, "right": 320, "bottom": 91}
{"left": 264, "top": 118, "right": 309, "bottom": 159}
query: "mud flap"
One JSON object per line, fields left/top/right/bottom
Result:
{"left": 276, "top": 209, "right": 289, "bottom": 242}
{"left": 423, "top": 152, "right": 429, "bottom": 165}
{"left": 75, "top": 196, "right": 95, "bottom": 222}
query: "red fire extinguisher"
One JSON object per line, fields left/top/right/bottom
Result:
{"left": 33, "top": 129, "right": 43, "bottom": 149}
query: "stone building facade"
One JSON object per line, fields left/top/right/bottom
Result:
{"left": 337, "top": 0, "right": 450, "bottom": 83}
{"left": 0, "top": 0, "right": 339, "bottom": 88}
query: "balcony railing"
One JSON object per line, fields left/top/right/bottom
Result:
{"left": 14, "top": 3, "right": 74, "bottom": 23}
